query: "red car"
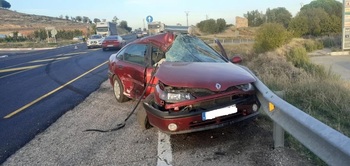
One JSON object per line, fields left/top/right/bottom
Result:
{"left": 108, "top": 32, "right": 260, "bottom": 134}
{"left": 101, "top": 35, "right": 125, "bottom": 51}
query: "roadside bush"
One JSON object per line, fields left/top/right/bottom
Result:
{"left": 253, "top": 23, "right": 291, "bottom": 53}
{"left": 303, "top": 39, "right": 323, "bottom": 52}
{"left": 320, "top": 35, "right": 341, "bottom": 48}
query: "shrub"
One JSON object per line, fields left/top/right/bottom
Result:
{"left": 303, "top": 39, "right": 323, "bottom": 52}
{"left": 253, "top": 23, "right": 290, "bottom": 53}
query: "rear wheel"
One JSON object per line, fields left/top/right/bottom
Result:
{"left": 113, "top": 76, "right": 128, "bottom": 102}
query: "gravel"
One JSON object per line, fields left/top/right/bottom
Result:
{"left": 3, "top": 80, "right": 314, "bottom": 166}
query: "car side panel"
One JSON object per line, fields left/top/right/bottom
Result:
{"left": 113, "top": 60, "right": 146, "bottom": 99}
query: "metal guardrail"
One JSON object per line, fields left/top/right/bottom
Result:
{"left": 242, "top": 66, "right": 350, "bottom": 166}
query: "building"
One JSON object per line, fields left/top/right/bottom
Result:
{"left": 236, "top": 16, "right": 248, "bottom": 28}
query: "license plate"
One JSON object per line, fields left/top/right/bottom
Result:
{"left": 107, "top": 45, "right": 114, "bottom": 47}
{"left": 202, "top": 104, "right": 237, "bottom": 120}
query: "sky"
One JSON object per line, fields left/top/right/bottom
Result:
{"left": 7, "top": 0, "right": 343, "bottom": 30}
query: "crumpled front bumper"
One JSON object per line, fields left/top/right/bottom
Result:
{"left": 143, "top": 96, "right": 260, "bottom": 134}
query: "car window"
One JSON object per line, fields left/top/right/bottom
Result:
{"left": 123, "top": 44, "right": 147, "bottom": 65}
{"left": 105, "top": 36, "right": 118, "bottom": 40}
{"left": 151, "top": 46, "right": 165, "bottom": 65}
{"left": 90, "top": 35, "right": 101, "bottom": 39}
{"left": 166, "top": 34, "right": 226, "bottom": 63}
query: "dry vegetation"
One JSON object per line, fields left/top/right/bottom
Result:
{"left": 234, "top": 39, "right": 349, "bottom": 165}
{"left": 0, "top": 8, "right": 90, "bottom": 36}
{"left": 198, "top": 26, "right": 257, "bottom": 40}
{"left": 207, "top": 27, "right": 350, "bottom": 165}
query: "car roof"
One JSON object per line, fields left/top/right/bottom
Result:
{"left": 132, "top": 32, "right": 175, "bottom": 51}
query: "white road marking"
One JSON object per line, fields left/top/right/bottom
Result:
{"left": 157, "top": 131, "right": 173, "bottom": 166}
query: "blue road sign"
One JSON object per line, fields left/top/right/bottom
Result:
{"left": 146, "top": 15, "right": 153, "bottom": 23}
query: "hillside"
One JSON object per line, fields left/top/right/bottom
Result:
{"left": 0, "top": 9, "right": 90, "bottom": 36}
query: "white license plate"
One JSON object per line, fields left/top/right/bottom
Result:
{"left": 107, "top": 45, "right": 114, "bottom": 47}
{"left": 202, "top": 104, "right": 237, "bottom": 120}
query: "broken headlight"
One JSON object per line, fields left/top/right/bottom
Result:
{"left": 156, "top": 84, "right": 195, "bottom": 103}
{"left": 236, "top": 83, "right": 254, "bottom": 92}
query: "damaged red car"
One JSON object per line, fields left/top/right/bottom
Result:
{"left": 108, "top": 31, "right": 260, "bottom": 134}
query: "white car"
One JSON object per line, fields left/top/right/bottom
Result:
{"left": 86, "top": 34, "right": 103, "bottom": 49}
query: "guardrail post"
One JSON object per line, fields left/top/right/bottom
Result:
{"left": 273, "top": 120, "right": 285, "bottom": 148}
{"left": 273, "top": 91, "right": 285, "bottom": 148}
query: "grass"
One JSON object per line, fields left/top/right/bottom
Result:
{"left": 214, "top": 37, "right": 350, "bottom": 165}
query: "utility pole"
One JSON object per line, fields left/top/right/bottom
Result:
{"left": 143, "top": 19, "right": 145, "bottom": 31}
{"left": 185, "top": 11, "right": 190, "bottom": 26}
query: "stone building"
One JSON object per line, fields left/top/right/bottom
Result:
{"left": 235, "top": 16, "right": 248, "bottom": 28}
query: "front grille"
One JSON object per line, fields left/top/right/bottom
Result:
{"left": 189, "top": 86, "right": 239, "bottom": 98}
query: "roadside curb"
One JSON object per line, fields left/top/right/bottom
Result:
{"left": 330, "top": 51, "right": 350, "bottom": 56}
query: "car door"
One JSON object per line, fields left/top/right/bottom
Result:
{"left": 115, "top": 43, "right": 148, "bottom": 99}
{"left": 143, "top": 45, "right": 166, "bottom": 97}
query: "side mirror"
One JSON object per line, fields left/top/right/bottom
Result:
{"left": 231, "top": 56, "right": 242, "bottom": 64}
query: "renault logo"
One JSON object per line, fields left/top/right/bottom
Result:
{"left": 215, "top": 83, "right": 221, "bottom": 90}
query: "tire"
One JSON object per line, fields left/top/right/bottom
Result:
{"left": 136, "top": 106, "right": 152, "bottom": 130}
{"left": 113, "top": 76, "right": 128, "bottom": 102}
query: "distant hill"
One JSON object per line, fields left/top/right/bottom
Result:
{"left": 0, "top": 8, "right": 90, "bottom": 36}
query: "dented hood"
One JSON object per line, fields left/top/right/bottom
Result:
{"left": 155, "top": 62, "right": 256, "bottom": 91}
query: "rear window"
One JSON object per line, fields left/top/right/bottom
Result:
{"left": 105, "top": 36, "right": 119, "bottom": 40}
{"left": 90, "top": 35, "right": 102, "bottom": 39}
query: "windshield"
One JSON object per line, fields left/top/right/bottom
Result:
{"left": 89, "top": 35, "right": 102, "bottom": 39}
{"left": 96, "top": 27, "right": 108, "bottom": 32}
{"left": 165, "top": 34, "right": 226, "bottom": 63}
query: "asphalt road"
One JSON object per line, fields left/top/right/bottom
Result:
{"left": 310, "top": 54, "right": 350, "bottom": 81}
{"left": 0, "top": 44, "right": 111, "bottom": 163}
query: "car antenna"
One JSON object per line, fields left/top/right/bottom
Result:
{"left": 83, "top": 64, "right": 159, "bottom": 133}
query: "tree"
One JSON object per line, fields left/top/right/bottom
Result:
{"left": 216, "top": 18, "right": 226, "bottom": 32}
{"left": 82, "top": 16, "right": 90, "bottom": 23}
{"left": 288, "top": 15, "right": 308, "bottom": 37}
{"left": 244, "top": 10, "right": 265, "bottom": 27}
{"left": 0, "top": 0, "right": 11, "bottom": 9}
{"left": 289, "top": 7, "right": 340, "bottom": 36}
{"left": 93, "top": 18, "right": 101, "bottom": 24}
{"left": 196, "top": 18, "right": 226, "bottom": 34}
{"left": 112, "top": 16, "right": 119, "bottom": 24}
{"left": 265, "top": 7, "right": 292, "bottom": 28}
{"left": 301, "top": 0, "right": 342, "bottom": 18}
{"left": 119, "top": 20, "right": 132, "bottom": 32}
{"left": 75, "top": 16, "right": 82, "bottom": 22}
{"left": 65, "top": 15, "right": 69, "bottom": 20}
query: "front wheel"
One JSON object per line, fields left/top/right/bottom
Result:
{"left": 113, "top": 76, "right": 128, "bottom": 102}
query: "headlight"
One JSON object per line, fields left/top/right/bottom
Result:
{"left": 156, "top": 84, "right": 195, "bottom": 103}
{"left": 236, "top": 83, "right": 254, "bottom": 91}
